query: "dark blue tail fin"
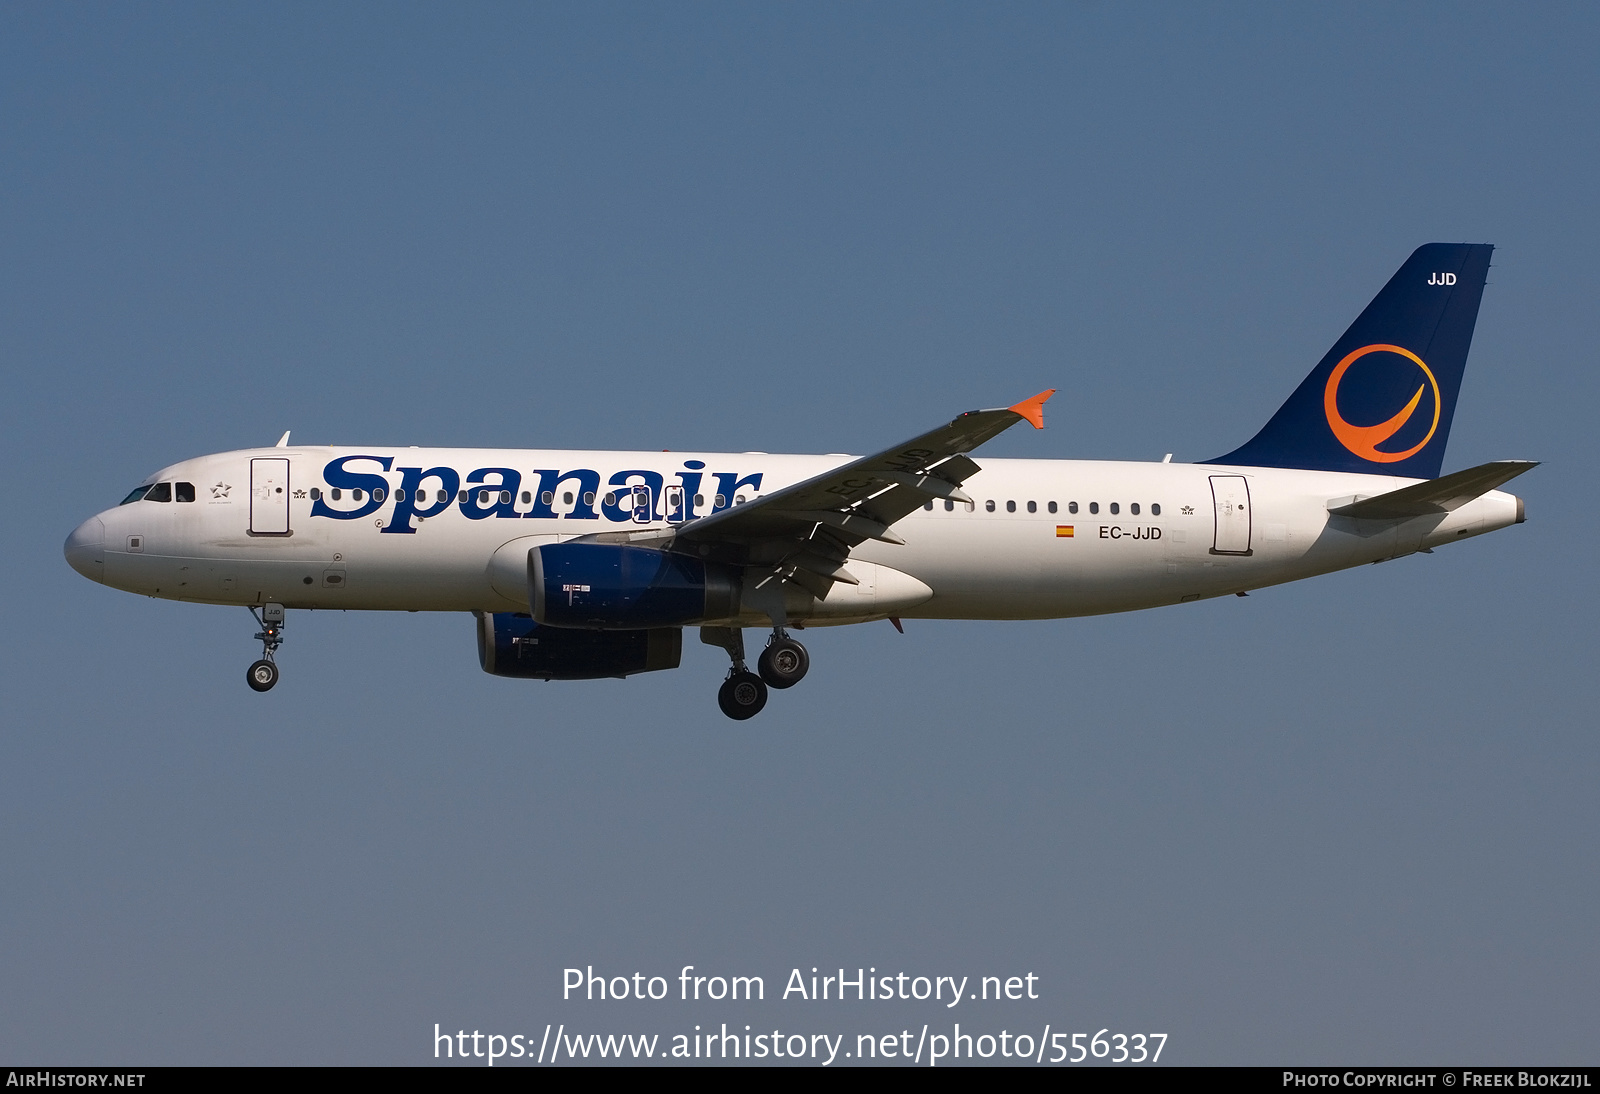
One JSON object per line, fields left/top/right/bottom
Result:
{"left": 1211, "top": 243, "right": 1493, "bottom": 479}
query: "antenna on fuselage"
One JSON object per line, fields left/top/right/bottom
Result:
{"left": 275, "top": 431, "right": 291, "bottom": 448}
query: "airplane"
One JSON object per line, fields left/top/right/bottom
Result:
{"left": 63, "top": 243, "right": 1533, "bottom": 719}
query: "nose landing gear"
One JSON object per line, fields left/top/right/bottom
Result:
{"left": 246, "top": 603, "right": 285, "bottom": 693}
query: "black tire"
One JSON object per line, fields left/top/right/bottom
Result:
{"left": 246, "top": 659, "right": 279, "bottom": 692}
{"left": 758, "top": 637, "right": 809, "bottom": 689}
{"left": 717, "top": 671, "right": 768, "bottom": 720}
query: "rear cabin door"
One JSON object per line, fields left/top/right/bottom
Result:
{"left": 1209, "top": 474, "right": 1252, "bottom": 555}
{"left": 250, "top": 458, "right": 291, "bottom": 535}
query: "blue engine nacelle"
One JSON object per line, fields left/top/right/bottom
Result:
{"left": 476, "top": 612, "right": 682, "bottom": 680}
{"left": 531, "top": 543, "right": 739, "bottom": 629}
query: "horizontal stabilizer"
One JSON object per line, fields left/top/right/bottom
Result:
{"left": 1328, "top": 460, "right": 1537, "bottom": 520}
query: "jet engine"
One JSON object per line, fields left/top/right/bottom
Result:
{"left": 476, "top": 611, "right": 681, "bottom": 680}
{"left": 531, "top": 543, "right": 739, "bottom": 629}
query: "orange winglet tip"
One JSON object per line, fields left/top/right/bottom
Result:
{"left": 1009, "top": 389, "right": 1056, "bottom": 429}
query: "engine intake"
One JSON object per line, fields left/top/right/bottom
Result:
{"left": 531, "top": 543, "right": 738, "bottom": 629}
{"left": 476, "top": 612, "right": 681, "bottom": 679}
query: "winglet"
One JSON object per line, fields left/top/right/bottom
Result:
{"left": 1009, "top": 389, "right": 1056, "bottom": 429}
{"left": 275, "top": 431, "right": 291, "bottom": 448}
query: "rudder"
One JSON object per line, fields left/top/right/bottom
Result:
{"left": 1211, "top": 243, "right": 1493, "bottom": 478}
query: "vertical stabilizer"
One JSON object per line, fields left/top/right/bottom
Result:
{"left": 1211, "top": 243, "right": 1492, "bottom": 478}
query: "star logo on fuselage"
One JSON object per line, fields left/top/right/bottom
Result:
{"left": 211, "top": 482, "right": 231, "bottom": 498}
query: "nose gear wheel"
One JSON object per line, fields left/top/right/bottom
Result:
{"left": 246, "top": 604, "right": 285, "bottom": 692}
{"left": 246, "top": 659, "right": 279, "bottom": 692}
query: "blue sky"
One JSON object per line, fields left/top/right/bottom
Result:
{"left": 2, "top": 3, "right": 1595, "bottom": 1064}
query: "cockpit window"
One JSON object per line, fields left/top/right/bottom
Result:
{"left": 120, "top": 485, "right": 151, "bottom": 505}
{"left": 175, "top": 482, "right": 196, "bottom": 502}
{"left": 145, "top": 482, "right": 172, "bottom": 503}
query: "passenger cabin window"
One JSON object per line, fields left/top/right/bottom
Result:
{"left": 120, "top": 486, "right": 150, "bottom": 505}
{"left": 585, "top": 491, "right": 597, "bottom": 506}
{"left": 541, "top": 491, "right": 554, "bottom": 505}
{"left": 458, "top": 491, "right": 468, "bottom": 503}
{"left": 331, "top": 488, "right": 342, "bottom": 501}
{"left": 985, "top": 500, "right": 995, "bottom": 512}
{"left": 521, "top": 491, "right": 531, "bottom": 504}
{"left": 1088, "top": 502, "right": 1098, "bottom": 514}
{"left": 146, "top": 482, "right": 172, "bottom": 502}
{"left": 1048, "top": 501, "right": 1057, "bottom": 514}
{"left": 944, "top": 499, "right": 955, "bottom": 511}
{"left": 1026, "top": 500, "right": 1036, "bottom": 513}
{"left": 1068, "top": 501, "right": 1078, "bottom": 514}
{"left": 352, "top": 489, "right": 364, "bottom": 501}
{"left": 373, "top": 488, "right": 385, "bottom": 503}
{"left": 438, "top": 490, "right": 449, "bottom": 503}
{"left": 175, "top": 482, "right": 196, "bottom": 502}
{"left": 500, "top": 491, "right": 511, "bottom": 505}
{"left": 1109, "top": 502, "right": 1119, "bottom": 515}
{"left": 309, "top": 488, "right": 322, "bottom": 500}
{"left": 1130, "top": 502, "right": 1140, "bottom": 515}
{"left": 1152, "top": 503, "right": 1161, "bottom": 516}
{"left": 563, "top": 492, "right": 574, "bottom": 505}
{"left": 1006, "top": 500, "right": 1016, "bottom": 513}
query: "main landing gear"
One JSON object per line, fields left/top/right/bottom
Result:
{"left": 703, "top": 626, "right": 811, "bottom": 720}
{"left": 246, "top": 603, "right": 285, "bottom": 693}
{"left": 758, "top": 630, "right": 809, "bottom": 689}
{"left": 718, "top": 670, "right": 767, "bottom": 720}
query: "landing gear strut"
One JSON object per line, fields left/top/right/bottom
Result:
{"left": 703, "top": 626, "right": 767, "bottom": 720}
{"left": 246, "top": 603, "right": 285, "bottom": 693}
{"left": 758, "top": 630, "right": 809, "bottom": 689}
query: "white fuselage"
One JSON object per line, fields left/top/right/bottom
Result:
{"left": 65, "top": 446, "right": 1522, "bottom": 624}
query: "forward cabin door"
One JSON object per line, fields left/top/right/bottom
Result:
{"left": 1209, "top": 474, "right": 1252, "bottom": 555}
{"left": 250, "top": 458, "right": 291, "bottom": 535}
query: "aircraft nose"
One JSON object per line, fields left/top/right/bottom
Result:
{"left": 64, "top": 516, "right": 106, "bottom": 583}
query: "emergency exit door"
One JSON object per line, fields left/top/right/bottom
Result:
{"left": 250, "top": 458, "right": 291, "bottom": 535}
{"left": 1209, "top": 474, "right": 1252, "bottom": 555}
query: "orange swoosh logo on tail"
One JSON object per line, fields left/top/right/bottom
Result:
{"left": 1324, "top": 344, "right": 1441, "bottom": 463}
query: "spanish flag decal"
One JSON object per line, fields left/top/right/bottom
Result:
{"left": 1056, "top": 525, "right": 1074, "bottom": 538}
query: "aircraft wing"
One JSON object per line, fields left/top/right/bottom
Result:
{"left": 1327, "top": 460, "right": 1537, "bottom": 520}
{"left": 660, "top": 391, "right": 1054, "bottom": 595}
